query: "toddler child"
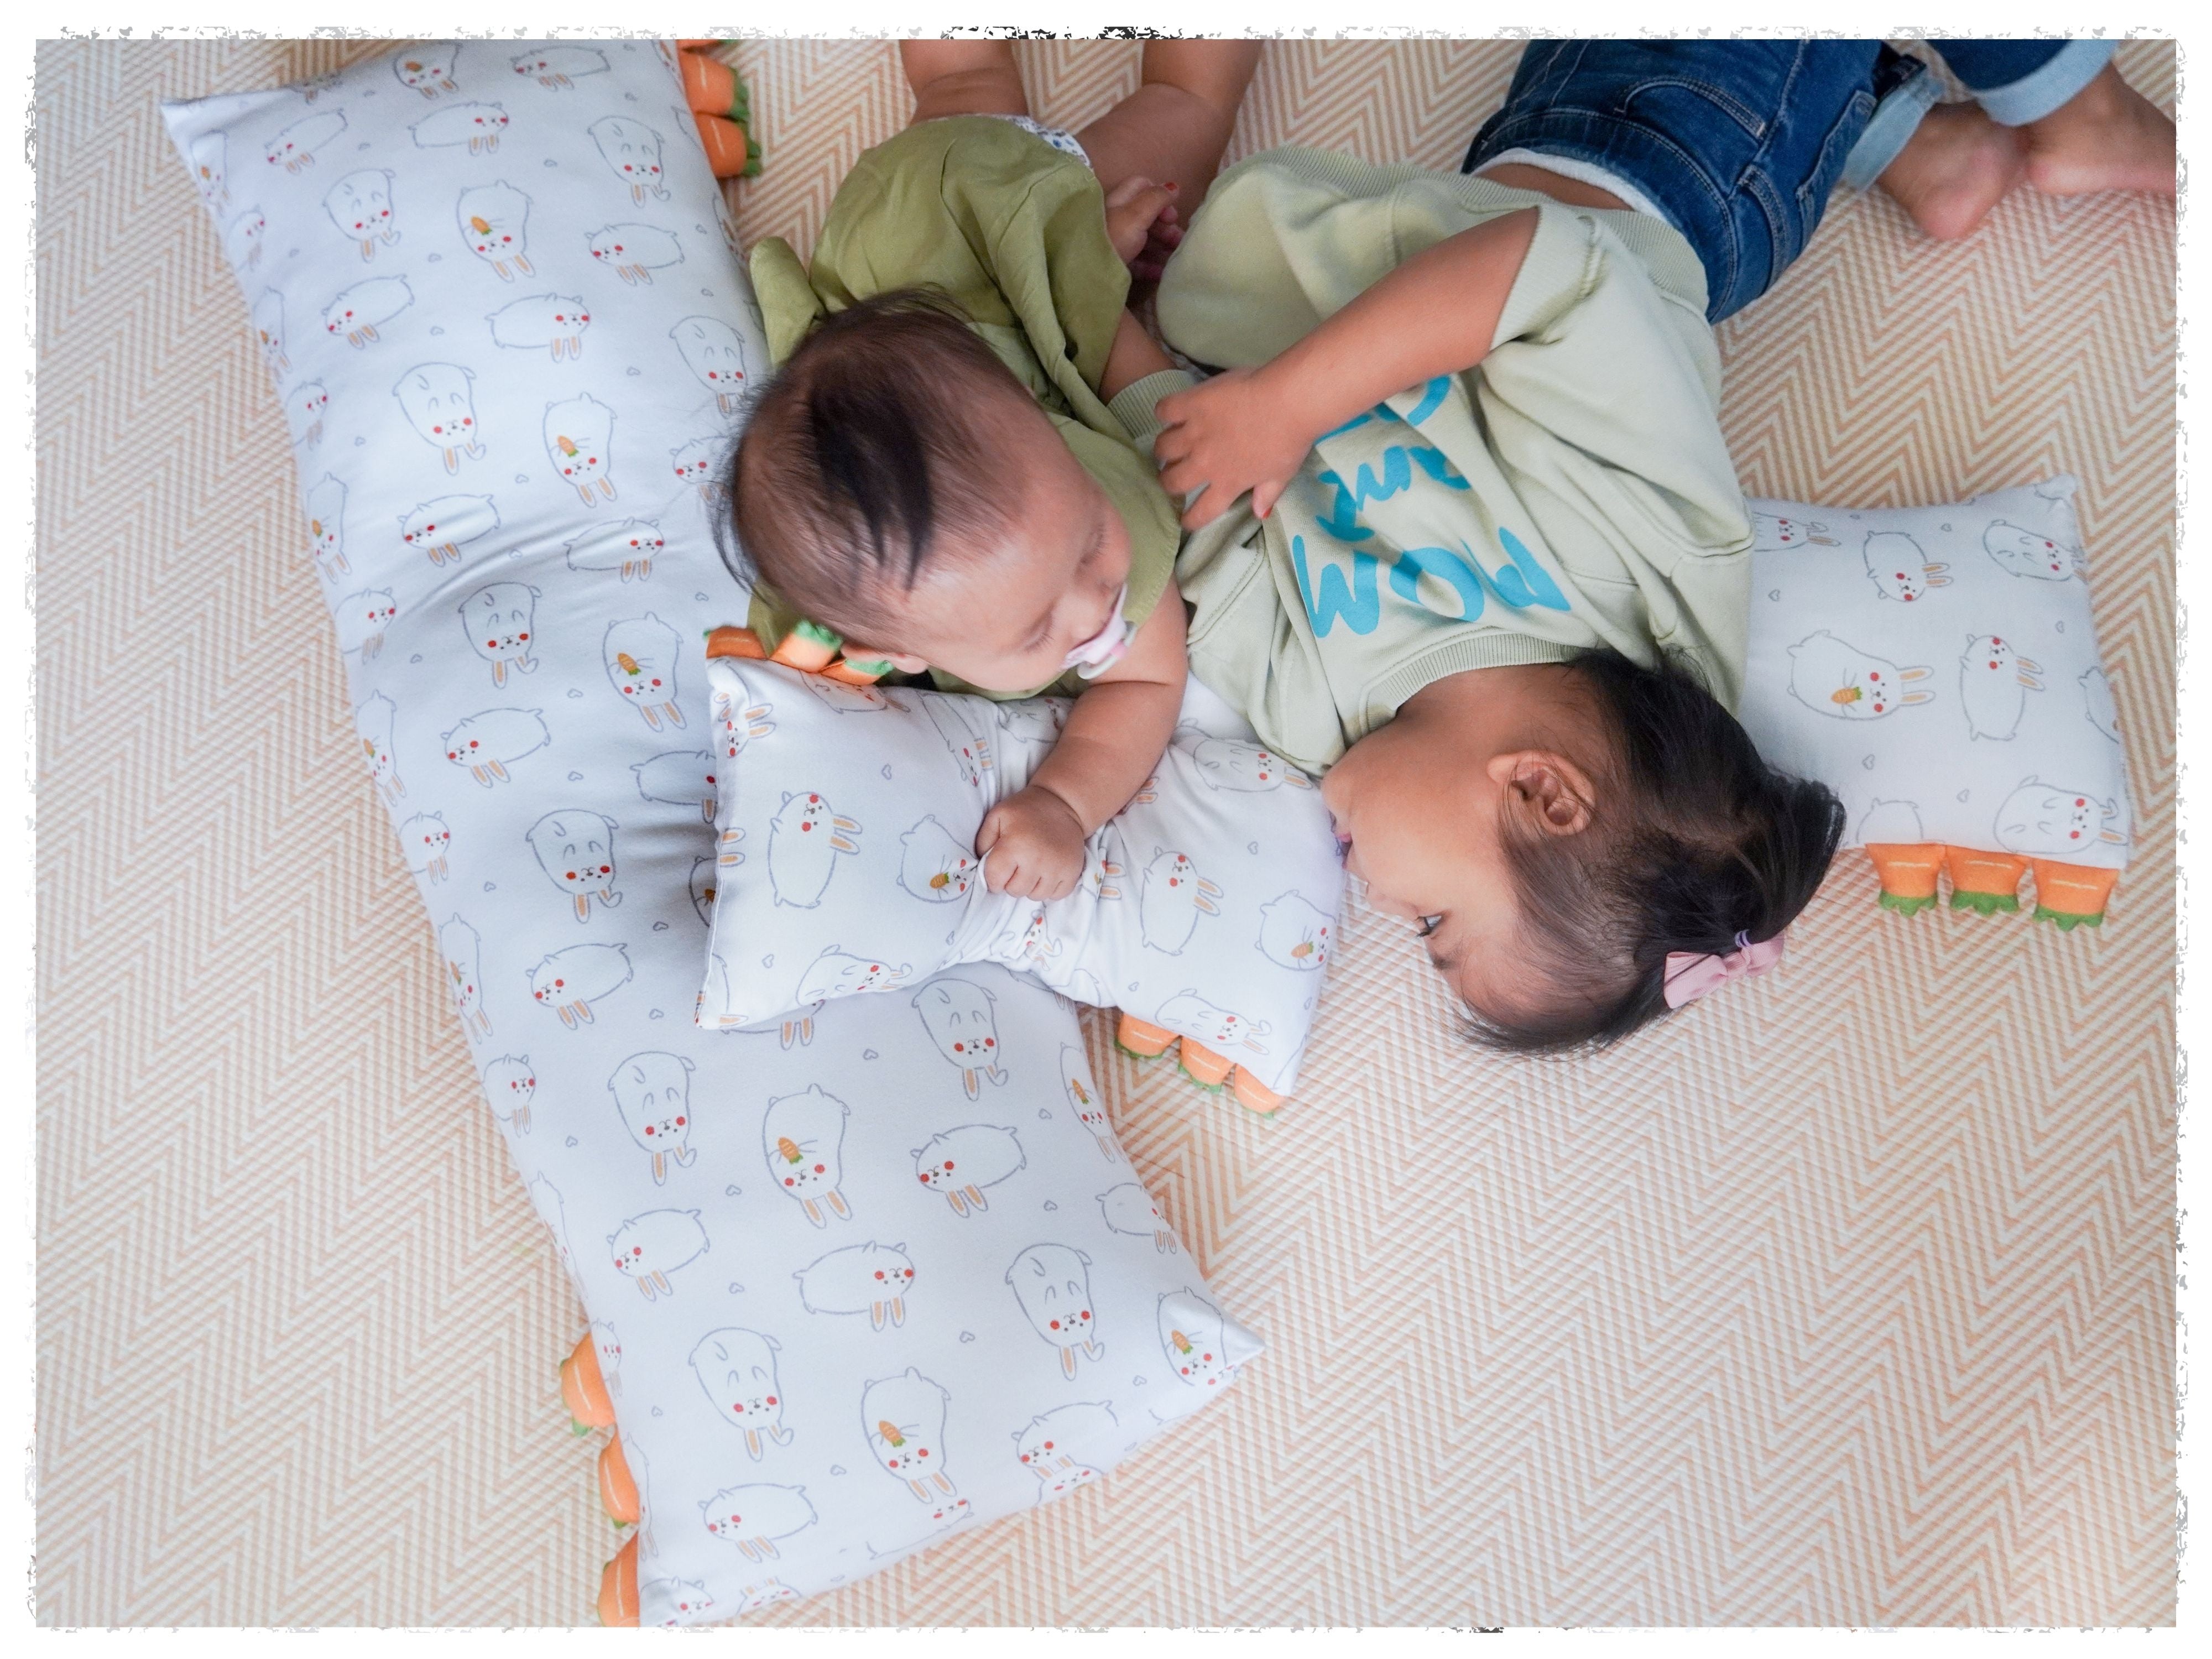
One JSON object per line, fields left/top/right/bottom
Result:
{"left": 722, "top": 40, "right": 1259, "bottom": 904}
{"left": 1135, "top": 37, "right": 2165, "bottom": 1052}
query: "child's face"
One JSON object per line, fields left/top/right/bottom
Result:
{"left": 847, "top": 415, "right": 1131, "bottom": 693}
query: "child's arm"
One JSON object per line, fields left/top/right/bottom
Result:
{"left": 976, "top": 583, "right": 1187, "bottom": 900}
{"left": 1151, "top": 207, "right": 1540, "bottom": 528}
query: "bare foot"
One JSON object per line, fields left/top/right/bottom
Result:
{"left": 1877, "top": 102, "right": 2028, "bottom": 241}
{"left": 2022, "top": 63, "right": 2176, "bottom": 197}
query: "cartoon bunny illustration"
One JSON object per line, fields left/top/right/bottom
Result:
{"left": 898, "top": 816, "right": 978, "bottom": 903}
{"left": 398, "top": 812, "right": 451, "bottom": 884}
{"left": 1013, "top": 1401, "right": 1118, "bottom": 1496}
{"left": 437, "top": 915, "right": 491, "bottom": 1037}
{"left": 262, "top": 110, "right": 346, "bottom": 173}
{"left": 454, "top": 181, "right": 533, "bottom": 281}
{"left": 525, "top": 1172, "right": 571, "bottom": 1274}
{"left": 1098, "top": 1183, "right": 1178, "bottom": 1253}
{"left": 1959, "top": 634, "right": 2045, "bottom": 741}
{"left": 793, "top": 1241, "right": 912, "bottom": 1329}
{"left": 511, "top": 45, "right": 609, "bottom": 88}
{"left": 322, "top": 276, "right": 413, "bottom": 348}
{"left": 911, "top": 1125, "right": 1025, "bottom": 1217}
{"left": 717, "top": 824, "right": 747, "bottom": 873}
{"left": 862, "top": 1369, "right": 958, "bottom": 1503}
{"left": 393, "top": 44, "right": 460, "bottom": 97}
{"left": 1856, "top": 799, "right": 1926, "bottom": 845}
{"left": 698, "top": 1483, "right": 814, "bottom": 1563}
{"left": 689, "top": 857, "right": 717, "bottom": 929}
{"left": 458, "top": 581, "right": 539, "bottom": 687}
{"left": 589, "top": 115, "right": 670, "bottom": 204}
{"left": 189, "top": 132, "right": 228, "bottom": 212}
{"left": 1984, "top": 519, "right": 2082, "bottom": 581}
{"left": 323, "top": 169, "right": 397, "bottom": 262}
{"left": 1155, "top": 990, "right": 1271, "bottom": 1055}
{"left": 999, "top": 904, "right": 1063, "bottom": 970}
{"left": 1158, "top": 1288, "right": 1244, "bottom": 1389}
{"left": 1861, "top": 530, "right": 1952, "bottom": 603}
{"left": 1137, "top": 849, "right": 1222, "bottom": 955}
{"left": 333, "top": 588, "right": 395, "bottom": 661}
{"left": 1992, "top": 779, "right": 2128, "bottom": 855}
{"left": 608, "top": 1051, "right": 696, "bottom": 1183}
{"left": 763, "top": 1084, "right": 852, "bottom": 1228}
{"left": 1005, "top": 1244, "right": 1103, "bottom": 1379}
{"left": 481, "top": 1053, "right": 534, "bottom": 1134}
{"left": 411, "top": 102, "right": 508, "bottom": 154}
{"left": 490, "top": 294, "right": 591, "bottom": 362}
{"left": 545, "top": 394, "right": 616, "bottom": 504}
{"left": 920, "top": 693, "right": 994, "bottom": 789}
{"left": 669, "top": 316, "right": 749, "bottom": 415}
{"left": 669, "top": 436, "right": 729, "bottom": 507}
{"left": 392, "top": 363, "right": 483, "bottom": 474}
{"left": 225, "top": 205, "right": 268, "bottom": 270}
{"left": 251, "top": 290, "right": 289, "bottom": 377}
{"left": 690, "top": 1328, "right": 792, "bottom": 1459}
{"left": 799, "top": 675, "right": 890, "bottom": 713}
{"left": 712, "top": 683, "right": 776, "bottom": 758}
{"left": 284, "top": 379, "right": 327, "bottom": 448}
{"left": 767, "top": 791, "right": 861, "bottom": 908}
{"left": 400, "top": 493, "right": 500, "bottom": 565}
{"left": 864, "top": 1500, "right": 975, "bottom": 1560}
{"left": 1188, "top": 735, "right": 1312, "bottom": 792}
{"left": 587, "top": 223, "right": 684, "bottom": 286}
{"left": 525, "top": 808, "right": 622, "bottom": 923}
{"left": 724, "top": 1580, "right": 798, "bottom": 1616}
{"left": 1061, "top": 1044, "right": 1117, "bottom": 1161}
{"left": 646, "top": 1580, "right": 714, "bottom": 1626}
{"left": 1749, "top": 509, "right": 1838, "bottom": 552}
{"left": 442, "top": 707, "right": 549, "bottom": 786}
{"left": 794, "top": 947, "right": 911, "bottom": 1006}
{"left": 1785, "top": 631, "right": 1936, "bottom": 720}
{"left": 353, "top": 691, "right": 403, "bottom": 804}
{"left": 913, "top": 979, "right": 1005, "bottom": 1099}
{"left": 588, "top": 1320, "right": 621, "bottom": 1397}
{"left": 305, "top": 473, "right": 349, "bottom": 580}
{"left": 2080, "top": 666, "right": 2122, "bottom": 743}
{"left": 1255, "top": 891, "right": 1333, "bottom": 972}
{"left": 607, "top": 1208, "right": 708, "bottom": 1301}
{"left": 997, "top": 700, "right": 1065, "bottom": 748}
{"left": 632, "top": 749, "right": 717, "bottom": 823}
{"left": 566, "top": 518, "right": 662, "bottom": 582}
{"left": 526, "top": 941, "right": 633, "bottom": 1027}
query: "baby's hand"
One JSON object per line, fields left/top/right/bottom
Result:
{"left": 1153, "top": 367, "right": 1313, "bottom": 528}
{"left": 1103, "top": 176, "right": 1183, "bottom": 284}
{"left": 977, "top": 785, "right": 1089, "bottom": 901}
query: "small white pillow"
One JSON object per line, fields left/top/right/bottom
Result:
{"left": 698, "top": 658, "right": 1345, "bottom": 1104}
{"left": 1738, "top": 477, "right": 2133, "bottom": 921}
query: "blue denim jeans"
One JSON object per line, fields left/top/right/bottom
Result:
{"left": 1463, "top": 39, "right": 2116, "bottom": 322}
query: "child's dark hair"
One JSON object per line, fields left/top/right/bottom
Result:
{"left": 716, "top": 288, "right": 1039, "bottom": 643}
{"left": 1473, "top": 647, "right": 1845, "bottom": 1055}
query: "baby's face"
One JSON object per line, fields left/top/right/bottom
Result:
{"left": 853, "top": 411, "right": 1131, "bottom": 693}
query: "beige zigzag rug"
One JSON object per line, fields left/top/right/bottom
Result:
{"left": 36, "top": 37, "right": 2174, "bottom": 1625}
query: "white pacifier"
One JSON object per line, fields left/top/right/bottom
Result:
{"left": 1062, "top": 584, "right": 1134, "bottom": 680}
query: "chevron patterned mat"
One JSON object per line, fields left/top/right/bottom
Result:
{"left": 35, "top": 37, "right": 2175, "bottom": 1626}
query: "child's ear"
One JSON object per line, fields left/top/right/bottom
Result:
{"left": 1485, "top": 750, "right": 1597, "bottom": 837}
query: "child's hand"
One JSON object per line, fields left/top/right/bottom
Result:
{"left": 1152, "top": 367, "right": 1313, "bottom": 529}
{"left": 1103, "top": 176, "right": 1183, "bottom": 284}
{"left": 977, "top": 785, "right": 1089, "bottom": 901}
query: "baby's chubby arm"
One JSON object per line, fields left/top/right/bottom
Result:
{"left": 977, "top": 583, "right": 1187, "bottom": 901}
{"left": 1152, "top": 207, "right": 1540, "bottom": 529}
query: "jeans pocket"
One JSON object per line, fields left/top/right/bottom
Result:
{"left": 1796, "top": 87, "right": 1876, "bottom": 244}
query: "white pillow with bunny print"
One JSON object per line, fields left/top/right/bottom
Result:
{"left": 1738, "top": 476, "right": 2131, "bottom": 868}
{"left": 697, "top": 659, "right": 1345, "bottom": 1104}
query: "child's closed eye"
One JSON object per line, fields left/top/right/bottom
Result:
{"left": 1416, "top": 915, "right": 1442, "bottom": 938}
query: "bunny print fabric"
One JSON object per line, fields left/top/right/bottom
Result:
{"left": 165, "top": 40, "right": 1260, "bottom": 1626}
{"left": 698, "top": 662, "right": 1346, "bottom": 1100}
{"left": 1738, "top": 478, "right": 2133, "bottom": 868}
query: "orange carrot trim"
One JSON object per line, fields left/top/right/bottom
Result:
{"left": 1229, "top": 1067, "right": 1285, "bottom": 1116}
{"left": 560, "top": 1333, "right": 617, "bottom": 1431}
{"left": 598, "top": 1533, "right": 639, "bottom": 1627}
{"left": 599, "top": 1433, "right": 640, "bottom": 1526}
{"left": 705, "top": 625, "right": 767, "bottom": 660}
{"left": 1944, "top": 846, "right": 2030, "bottom": 916}
{"left": 1865, "top": 842, "right": 1944, "bottom": 916}
{"left": 1115, "top": 1013, "right": 1177, "bottom": 1059}
{"left": 1179, "top": 1041, "right": 1232, "bottom": 1090}
{"left": 2030, "top": 860, "right": 2120, "bottom": 930}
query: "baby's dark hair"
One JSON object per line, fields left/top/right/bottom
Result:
{"left": 716, "top": 288, "right": 1039, "bottom": 644}
{"left": 1473, "top": 647, "right": 1845, "bottom": 1055}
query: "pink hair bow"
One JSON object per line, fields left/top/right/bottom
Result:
{"left": 1663, "top": 930, "right": 1786, "bottom": 1009}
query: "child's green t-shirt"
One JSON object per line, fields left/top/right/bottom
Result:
{"left": 1113, "top": 148, "right": 1754, "bottom": 775}
{"left": 743, "top": 116, "right": 1181, "bottom": 700}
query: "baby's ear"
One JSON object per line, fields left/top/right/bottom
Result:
{"left": 1488, "top": 750, "right": 1596, "bottom": 837}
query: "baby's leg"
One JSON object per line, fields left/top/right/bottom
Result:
{"left": 1077, "top": 41, "right": 1260, "bottom": 208}
{"left": 902, "top": 40, "right": 1029, "bottom": 124}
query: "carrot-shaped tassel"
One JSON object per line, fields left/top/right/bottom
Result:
{"left": 2030, "top": 860, "right": 2120, "bottom": 930}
